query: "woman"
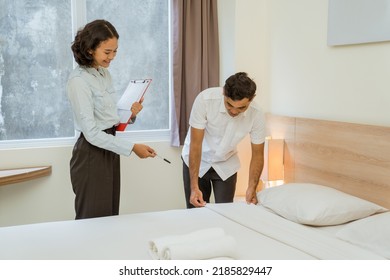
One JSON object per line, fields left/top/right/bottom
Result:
{"left": 67, "top": 19, "right": 156, "bottom": 219}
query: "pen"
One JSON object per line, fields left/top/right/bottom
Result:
{"left": 156, "top": 154, "right": 171, "bottom": 164}
{"left": 131, "top": 79, "right": 149, "bottom": 83}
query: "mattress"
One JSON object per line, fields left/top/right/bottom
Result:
{"left": 0, "top": 202, "right": 385, "bottom": 260}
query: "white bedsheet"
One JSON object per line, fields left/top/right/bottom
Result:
{"left": 206, "top": 203, "right": 385, "bottom": 260}
{"left": 0, "top": 203, "right": 384, "bottom": 260}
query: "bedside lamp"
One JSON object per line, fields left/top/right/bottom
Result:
{"left": 261, "top": 138, "right": 285, "bottom": 188}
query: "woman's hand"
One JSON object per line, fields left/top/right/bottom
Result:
{"left": 132, "top": 143, "right": 156, "bottom": 158}
{"left": 130, "top": 97, "right": 144, "bottom": 116}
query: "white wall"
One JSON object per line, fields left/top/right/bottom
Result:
{"left": 265, "top": 0, "right": 390, "bottom": 127}
{"left": 230, "top": 0, "right": 390, "bottom": 127}
{"left": 0, "top": 146, "right": 74, "bottom": 226}
{"left": 217, "top": 0, "right": 236, "bottom": 83}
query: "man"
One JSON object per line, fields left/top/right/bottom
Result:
{"left": 181, "top": 72, "right": 265, "bottom": 208}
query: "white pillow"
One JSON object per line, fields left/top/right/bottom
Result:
{"left": 257, "top": 183, "right": 388, "bottom": 226}
{"left": 336, "top": 212, "right": 390, "bottom": 258}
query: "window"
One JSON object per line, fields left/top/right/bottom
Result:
{"left": 0, "top": 0, "right": 170, "bottom": 147}
{"left": 0, "top": 0, "right": 73, "bottom": 141}
{"left": 85, "top": 0, "right": 170, "bottom": 132}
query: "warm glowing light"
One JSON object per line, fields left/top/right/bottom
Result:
{"left": 261, "top": 138, "right": 285, "bottom": 188}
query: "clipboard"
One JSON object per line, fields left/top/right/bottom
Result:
{"left": 116, "top": 79, "right": 152, "bottom": 131}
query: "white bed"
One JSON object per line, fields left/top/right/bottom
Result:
{"left": 0, "top": 200, "right": 387, "bottom": 260}
{"left": 0, "top": 203, "right": 311, "bottom": 260}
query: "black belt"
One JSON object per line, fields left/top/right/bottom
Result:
{"left": 103, "top": 126, "right": 116, "bottom": 136}
{"left": 79, "top": 126, "right": 116, "bottom": 140}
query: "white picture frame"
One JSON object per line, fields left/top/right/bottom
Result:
{"left": 327, "top": 0, "right": 390, "bottom": 46}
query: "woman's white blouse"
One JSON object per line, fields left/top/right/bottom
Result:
{"left": 67, "top": 66, "right": 133, "bottom": 156}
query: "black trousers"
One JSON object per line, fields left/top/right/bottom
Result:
{"left": 182, "top": 160, "right": 237, "bottom": 209}
{"left": 70, "top": 127, "right": 120, "bottom": 219}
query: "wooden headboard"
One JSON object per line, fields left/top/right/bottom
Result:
{"left": 265, "top": 114, "right": 390, "bottom": 209}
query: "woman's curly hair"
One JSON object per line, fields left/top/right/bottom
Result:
{"left": 71, "top": 19, "right": 119, "bottom": 67}
{"left": 224, "top": 72, "right": 257, "bottom": 101}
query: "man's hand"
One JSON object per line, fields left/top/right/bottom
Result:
{"left": 246, "top": 142, "right": 264, "bottom": 205}
{"left": 190, "top": 188, "right": 206, "bottom": 207}
{"left": 245, "top": 187, "right": 258, "bottom": 205}
{"left": 188, "top": 127, "right": 206, "bottom": 207}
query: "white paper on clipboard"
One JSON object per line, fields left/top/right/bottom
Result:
{"left": 117, "top": 79, "right": 152, "bottom": 125}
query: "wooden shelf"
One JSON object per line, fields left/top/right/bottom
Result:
{"left": 0, "top": 166, "right": 52, "bottom": 187}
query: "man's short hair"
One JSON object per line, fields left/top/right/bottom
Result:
{"left": 224, "top": 72, "right": 257, "bottom": 101}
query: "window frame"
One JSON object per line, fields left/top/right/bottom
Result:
{"left": 0, "top": 0, "right": 172, "bottom": 150}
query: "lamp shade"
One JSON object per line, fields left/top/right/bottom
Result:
{"left": 261, "top": 138, "right": 284, "bottom": 181}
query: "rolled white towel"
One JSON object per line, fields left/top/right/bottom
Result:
{"left": 149, "top": 227, "right": 235, "bottom": 260}
{"left": 162, "top": 234, "right": 238, "bottom": 260}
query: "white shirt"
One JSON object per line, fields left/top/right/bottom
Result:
{"left": 181, "top": 87, "right": 265, "bottom": 180}
{"left": 67, "top": 66, "right": 133, "bottom": 156}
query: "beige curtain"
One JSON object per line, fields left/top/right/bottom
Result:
{"left": 171, "top": 0, "right": 220, "bottom": 146}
